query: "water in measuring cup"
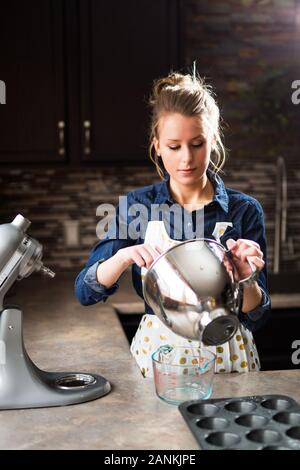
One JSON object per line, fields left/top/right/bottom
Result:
{"left": 160, "top": 367, "right": 213, "bottom": 405}
{"left": 155, "top": 345, "right": 213, "bottom": 405}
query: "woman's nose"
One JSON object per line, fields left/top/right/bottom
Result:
{"left": 181, "top": 146, "right": 193, "bottom": 163}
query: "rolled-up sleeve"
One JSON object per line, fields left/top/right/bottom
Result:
{"left": 238, "top": 200, "right": 271, "bottom": 331}
{"left": 74, "top": 240, "right": 127, "bottom": 306}
{"left": 83, "top": 259, "right": 119, "bottom": 301}
{"left": 74, "top": 192, "right": 137, "bottom": 306}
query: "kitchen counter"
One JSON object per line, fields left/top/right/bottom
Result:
{"left": 270, "top": 294, "right": 300, "bottom": 309}
{"left": 1, "top": 272, "right": 300, "bottom": 450}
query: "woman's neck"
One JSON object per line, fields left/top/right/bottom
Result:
{"left": 169, "top": 173, "right": 214, "bottom": 210}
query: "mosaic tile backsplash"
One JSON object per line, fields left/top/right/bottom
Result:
{"left": 0, "top": 162, "right": 299, "bottom": 273}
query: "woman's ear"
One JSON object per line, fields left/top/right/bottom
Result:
{"left": 211, "top": 133, "right": 217, "bottom": 150}
{"left": 153, "top": 137, "right": 161, "bottom": 156}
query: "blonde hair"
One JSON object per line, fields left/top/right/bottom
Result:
{"left": 148, "top": 71, "right": 227, "bottom": 179}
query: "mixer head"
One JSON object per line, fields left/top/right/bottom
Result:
{"left": 0, "top": 214, "right": 55, "bottom": 309}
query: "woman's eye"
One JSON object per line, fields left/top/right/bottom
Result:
{"left": 168, "top": 142, "right": 204, "bottom": 151}
{"left": 192, "top": 142, "right": 204, "bottom": 147}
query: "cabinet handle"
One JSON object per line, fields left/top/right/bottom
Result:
{"left": 58, "top": 121, "right": 65, "bottom": 156}
{"left": 83, "top": 120, "right": 91, "bottom": 155}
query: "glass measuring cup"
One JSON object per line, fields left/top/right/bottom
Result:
{"left": 152, "top": 346, "right": 216, "bottom": 405}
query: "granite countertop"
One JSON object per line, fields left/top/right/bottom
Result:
{"left": 1, "top": 272, "right": 300, "bottom": 450}
{"left": 270, "top": 294, "right": 300, "bottom": 309}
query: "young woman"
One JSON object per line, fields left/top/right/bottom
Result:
{"left": 75, "top": 71, "right": 271, "bottom": 377}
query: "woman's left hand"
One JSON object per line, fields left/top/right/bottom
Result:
{"left": 225, "top": 238, "right": 265, "bottom": 282}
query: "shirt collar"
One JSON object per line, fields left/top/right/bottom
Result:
{"left": 154, "top": 169, "right": 229, "bottom": 213}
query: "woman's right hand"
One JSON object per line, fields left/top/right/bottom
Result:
{"left": 117, "top": 244, "right": 161, "bottom": 269}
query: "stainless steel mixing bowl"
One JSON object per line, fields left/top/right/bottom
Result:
{"left": 143, "top": 238, "right": 258, "bottom": 346}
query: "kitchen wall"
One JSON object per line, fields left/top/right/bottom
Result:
{"left": 1, "top": 160, "right": 299, "bottom": 274}
{"left": 1, "top": 0, "right": 299, "bottom": 274}
{"left": 180, "top": 0, "right": 300, "bottom": 274}
{"left": 182, "top": 0, "right": 300, "bottom": 163}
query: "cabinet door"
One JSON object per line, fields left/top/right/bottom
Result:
{"left": 0, "top": 1, "right": 65, "bottom": 163}
{"left": 79, "top": 0, "right": 179, "bottom": 163}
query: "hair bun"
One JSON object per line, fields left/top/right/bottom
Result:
{"left": 152, "top": 73, "right": 184, "bottom": 99}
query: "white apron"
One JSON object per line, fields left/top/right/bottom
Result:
{"left": 130, "top": 221, "right": 260, "bottom": 378}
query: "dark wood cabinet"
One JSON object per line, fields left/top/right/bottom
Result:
{"left": 0, "top": 0, "right": 180, "bottom": 165}
{"left": 0, "top": 0, "right": 66, "bottom": 163}
{"left": 79, "top": 0, "right": 179, "bottom": 162}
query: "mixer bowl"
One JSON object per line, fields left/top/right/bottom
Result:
{"left": 143, "top": 238, "right": 242, "bottom": 346}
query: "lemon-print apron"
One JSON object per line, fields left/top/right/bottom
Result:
{"left": 130, "top": 221, "right": 260, "bottom": 378}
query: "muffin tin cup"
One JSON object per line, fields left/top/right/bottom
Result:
{"left": 179, "top": 394, "right": 300, "bottom": 450}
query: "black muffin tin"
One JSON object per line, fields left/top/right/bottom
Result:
{"left": 179, "top": 395, "right": 300, "bottom": 450}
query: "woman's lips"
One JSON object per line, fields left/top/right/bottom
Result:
{"left": 178, "top": 168, "right": 196, "bottom": 175}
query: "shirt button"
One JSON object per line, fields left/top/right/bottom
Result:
{"left": 187, "top": 222, "right": 192, "bottom": 227}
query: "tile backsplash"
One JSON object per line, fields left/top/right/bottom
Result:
{"left": 0, "top": 162, "right": 299, "bottom": 273}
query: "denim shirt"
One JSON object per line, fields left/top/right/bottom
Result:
{"left": 74, "top": 170, "right": 271, "bottom": 332}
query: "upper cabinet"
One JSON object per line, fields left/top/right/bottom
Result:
{"left": 0, "top": 0, "right": 65, "bottom": 163}
{"left": 79, "top": 0, "right": 179, "bottom": 162}
{"left": 0, "top": 0, "right": 180, "bottom": 165}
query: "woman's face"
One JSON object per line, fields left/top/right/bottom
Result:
{"left": 153, "top": 113, "right": 216, "bottom": 185}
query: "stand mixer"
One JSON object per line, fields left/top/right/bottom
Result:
{"left": 0, "top": 214, "right": 111, "bottom": 409}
